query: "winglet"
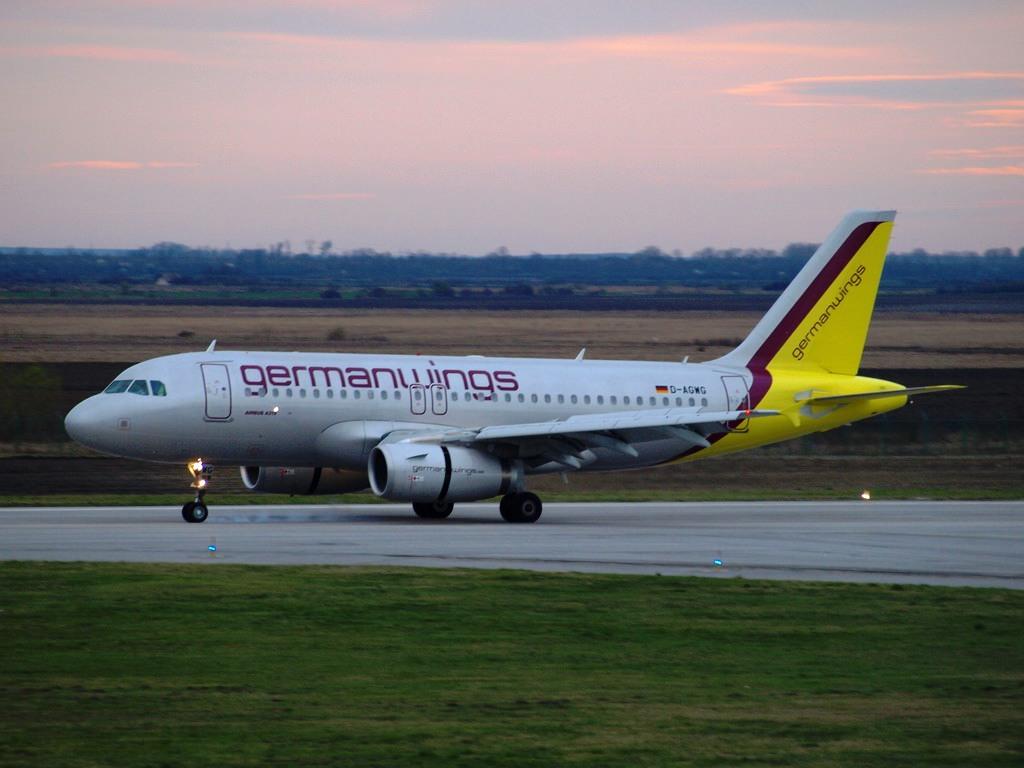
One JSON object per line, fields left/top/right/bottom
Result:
{"left": 206, "top": 339, "right": 217, "bottom": 352}
{"left": 575, "top": 348, "right": 586, "bottom": 360}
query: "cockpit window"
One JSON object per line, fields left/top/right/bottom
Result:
{"left": 104, "top": 380, "right": 132, "bottom": 394}
{"left": 150, "top": 380, "right": 167, "bottom": 397}
{"left": 128, "top": 380, "right": 150, "bottom": 396}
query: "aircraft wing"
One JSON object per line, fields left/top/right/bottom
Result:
{"left": 803, "top": 385, "right": 964, "bottom": 405}
{"left": 394, "top": 406, "right": 778, "bottom": 469}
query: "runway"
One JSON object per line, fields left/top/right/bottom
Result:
{"left": 1, "top": 501, "right": 1021, "bottom": 588}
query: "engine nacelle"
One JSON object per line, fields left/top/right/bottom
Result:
{"left": 368, "top": 443, "right": 523, "bottom": 503}
{"left": 240, "top": 466, "right": 369, "bottom": 495}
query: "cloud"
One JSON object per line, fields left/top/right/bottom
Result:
{"left": 917, "top": 165, "right": 1024, "bottom": 177}
{"left": 230, "top": 28, "right": 869, "bottom": 63}
{"left": 727, "top": 72, "right": 1024, "bottom": 108}
{"left": 48, "top": 160, "right": 199, "bottom": 170}
{"left": 3, "top": 44, "right": 189, "bottom": 63}
{"left": 962, "top": 109, "right": 1024, "bottom": 128}
{"left": 286, "top": 192, "right": 376, "bottom": 200}
{"left": 929, "top": 146, "right": 1024, "bottom": 158}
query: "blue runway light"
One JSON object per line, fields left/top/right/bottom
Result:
{"left": 208, "top": 544, "right": 217, "bottom": 552}
{"left": 713, "top": 558, "right": 723, "bottom": 567}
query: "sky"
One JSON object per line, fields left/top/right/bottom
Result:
{"left": 1, "top": 0, "right": 1022, "bottom": 253}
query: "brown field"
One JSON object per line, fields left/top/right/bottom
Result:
{"left": 1, "top": 304, "right": 1023, "bottom": 367}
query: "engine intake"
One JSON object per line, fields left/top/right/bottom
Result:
{"left": 368, "top": 444, "right": 522, "bottom": 503}
{"left": 240, "top": 466, "right": 369, "bottom": 495}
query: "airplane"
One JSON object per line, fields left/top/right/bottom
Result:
{"left": 64, "top": 210, "right": 961, "bottom": 523}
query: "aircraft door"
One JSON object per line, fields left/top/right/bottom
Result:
{"left": 721, "top": 375, "right": 750, "bottom": 411}
{"left": 201, "top": 363, "right": 232, "bottom": 420}
{"left": 429, "top": 383, "right": 448, "bottom": 415}
{"left": 410, "top": 383, "right": 426, "bottom": 415}
{"left": 720, "top": 374, "right": 750, "bottom": 432}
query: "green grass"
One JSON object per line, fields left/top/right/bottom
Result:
{"left": 2, "top": 486, "right": 1022, "bottom": 508}
{"left": 1, "top": 563, "right": 1022, "bottom": 767}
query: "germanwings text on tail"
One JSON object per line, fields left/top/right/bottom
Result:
{"left": 65, "top": 211, "right": 961, "bottom": 523}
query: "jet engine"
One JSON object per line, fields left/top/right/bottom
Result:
{"left": 368, "top": 443, "right": 523, "bottom": 503}
{"left": 240, "top": 466, "right": 369, "bottom": 495}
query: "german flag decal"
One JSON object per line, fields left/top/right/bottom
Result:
{"left": 655, "top": 385, "right": 669, "bottom": 393}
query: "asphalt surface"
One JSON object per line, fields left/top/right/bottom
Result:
{"left": 1, "top": 501, "right": 1021, "bottom": 588}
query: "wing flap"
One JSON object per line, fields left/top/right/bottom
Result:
{"left": 462, "top": 407, "right": 778, "bottom": 443}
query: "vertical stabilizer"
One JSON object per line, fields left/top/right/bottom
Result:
{"left": 716, "top": 210, "right": 895, "bottom": 375}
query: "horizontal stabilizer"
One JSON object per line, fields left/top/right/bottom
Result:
{"left": 804, "top": 385, "right": 964, "bottom": 405}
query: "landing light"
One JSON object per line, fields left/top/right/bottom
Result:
{"left": 272, "top": 406, "right": 280, "bottom": 413}
{"left": 188, "top": 459, "right": 204, "bottom": 475}
{"left": 860, "top": 490, "right": 871, "bottom": 501}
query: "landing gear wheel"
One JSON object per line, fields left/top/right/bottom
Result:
{"left": 412, "top": 500, "right": 454, "bottom": 519}
{"left": 499, "top": 492, "right": 542, "bottom": 524}
{"left": 181, "top": 501, "right": 209, "bottom": 524}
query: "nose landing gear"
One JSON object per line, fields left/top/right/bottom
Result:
{"left": 182, "top": 459, "right": 212, "bottom": 523}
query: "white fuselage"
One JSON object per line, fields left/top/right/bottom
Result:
{"left": 66, "top": 350, "right": 749, "bottom": 472}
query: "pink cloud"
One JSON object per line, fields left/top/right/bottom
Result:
{"left": 230, "top": 28, "right": 869, "bottom": 63}
{"left": 726, "top": 71, "right": 1024, "bottom": 107}
{"left": 929, "top": 146, "right": 1024, "bottom": 158}
{"left": 3, "top": 44, "right": 188, "bottom": 63}
{"left": 963, "top": 109, "right": 1024, "bottom": 128}
{"left": 286, "top": 192, "right": 376, "bottom": 201}
{"left": 48, "top": 160, "right": 198, "bottom": 170}
{"left": 917, "top": 165, "right": 1024, "bottom": 177}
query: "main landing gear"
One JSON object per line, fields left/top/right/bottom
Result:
{"left": 410, "top": 491, "right": 544, "bottom": 523}
{"left": 182, "top": 459, "right": 212, "bottom": 523}
{"left": 499, "top": 491, "right": 543, "bottom": 524}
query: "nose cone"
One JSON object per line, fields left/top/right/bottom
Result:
{"left": 65, "top": 398, "right": 101, "bottom": 447}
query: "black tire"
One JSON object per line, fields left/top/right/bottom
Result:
{"left": 412, "top": 500, "right": 454, "bottom": 519}
{"left": 182, "top": 501, "right": 209, "bottom": 523}
{"left": 499, "top": 492, "right": 542, "bottom": 524}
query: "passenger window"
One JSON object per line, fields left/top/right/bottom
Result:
{"left": 313, "top": 389, "right": 320, "bottom": 399}
{"left": 584, "top": 395, "right": 591, "bottom": 405}
{"left": 327, "top": 390, "right": 334, "bottom": 399}
{"left": 624, "top": 396, "right": 630, "bottom": 405}
{"left": 596, "top": 395, "right": 603, "bottom": 405}
{"left": 381, "top": 391, "right": 389, "bottom": 400}
{"left": 701, "top": 397, "right": 708, "bottom": 406}
{"left": 531, "top": 394, "right": 538, "bottom": 403}
{"left": 286, "top": 388, "right": 293, "bottom": 397}
{"left": 300, "top": 388, "right": 306, "bottom": 398}
{"left": 675, "top": 397, "right": 682, "bottom": 406}
{"left": 662, "top": 397, "right": 669, "bottom": 406}
{"left": 689, "top": 397, "right": 695, "bottom": 406}
{"left": 452, "top": 392, "right": 459, "bottom": 401}
{"left": 648, "top": 397, "right": 655, "bottom": 406}
{"left": 127, "top": 380, "right": 150, "bottom": 396}
{"left": 104, "top": 380, "right": 131, "bottom": 394}
{"left": 610, "top": 396, "right": 617, "bottom": 405}
{"left": 557, "top": 395, "right": 565, "bottom": 404}
{"left": 272, "top": 388, "right": 280, "bottom": 397}
{"left": 150, "top": 380, "right": 167, "bottom": 397}
{"left": 341, "top": 389, "right": 348, "bottom": 399}
{"left": 353, "top": 390, "right": 360, "bottom": 399}
{"left": 367, "top": 391, "right": 374, "bottom": 400}
{"left": 504, "top": 393, "right": 511, "bottom": 402}
{"left": 544, "top": 394, "right": 551, "bottom": 403}
{"left": 518, "top": 394, "right": 525, "bottom": 403}
{"left": 570, "top": 395, "right": 577, "bottom": 404}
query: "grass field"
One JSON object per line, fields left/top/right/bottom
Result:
{"left": 1, "top": 563, "right": 1021, "bottom": 767}
{"left": 2, "top": 304, "right": 1022, "bottom": 366}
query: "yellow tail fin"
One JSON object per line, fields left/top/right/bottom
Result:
{"left": 718, "top": 210, "right": 894, "bottom": 375}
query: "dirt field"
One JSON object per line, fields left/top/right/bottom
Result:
{"left": 1, "top": 304, "right": 1022, "bottom": 367}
